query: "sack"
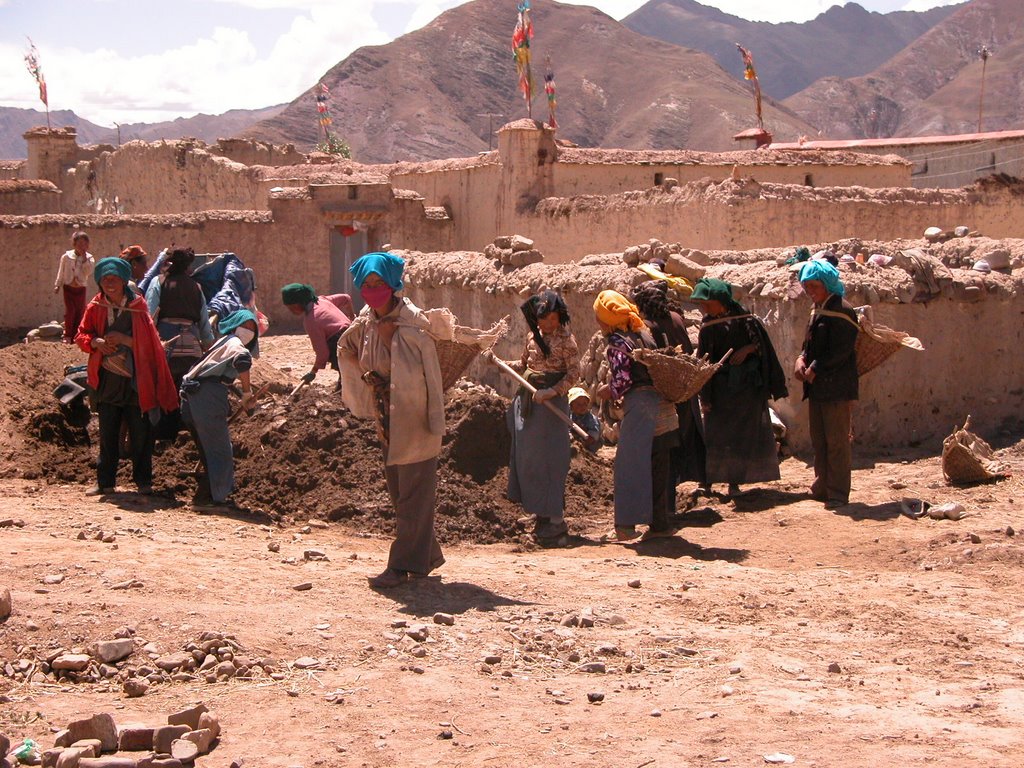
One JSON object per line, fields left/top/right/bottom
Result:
{"left": 101, "top": 346, "right": 134, "bottom": 378}
{"left": 941, "top": 416, "right": 1010, "bottom": 485}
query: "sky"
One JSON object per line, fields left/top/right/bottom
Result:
{"left": 0, "top": 0, "right": 964, "bottom": 127}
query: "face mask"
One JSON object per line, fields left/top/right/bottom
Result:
{"left": 235, "top": 327, "right": 255, "bottom": 346}
{"left": 361, "top": 285, "right": 394, "bottom": 310}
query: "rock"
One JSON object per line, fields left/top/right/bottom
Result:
{"left": 432, "top": 612, "right": 454, "bottom": 626}
{"left": 0, "top": 734, "right": 10, "bottom": 759}
{"left": 293, "top": 656, "right": 320, "bottom": 669}
{"left": 559, "top": 613, "right": 578, "bottom": 627}
{"left": 483, "top": 654, "right": 502, "bottom": 665}
{"left": 510, "top": 235, "right": 534, "bottom": 252}
{"left": 665, "top": 254, "right": 707, "bottom": 283}
{"left": 509, "top": 249, "right": 543, "bottom": 268}
{"left": 43, "top": 574, "right": 65, "bottom": 585}
{"left": 153, "top": 725, "right": 190, "bottom": 754}
{"left": 606, "top": 614, "right": 627, "bottom": 626}
{"left": 122, "top": 678, "right": 149, "bottom": 698}
{"left": 953, "top": 226, "right": 969, "bottom": 237}
{"left": 167, "top": 704, "right": 208, "bottom": 731}
{"left": 52, "top": 654, "right": 92, "bottom": 672}
{"left": 78, "top": 760, "right": 139, "bottom": 768}
{"left": 42, "top": 748, "right": 63, "bottom": 768}
{"left": 291, "top": 582, "right": 313, "bottom": 591}
{"left": 622, "top": 246, "right": 642, "bottom": 267}
{"left": 968, "top": 532, "right": 982, "bottom": 544}
{"left": 267, "top": 541, "right": 280, "bottom": 553}
{"left": 587, "top": 692, "right": 604, "bottom": 703}
{"left": 720, "top": 684, "right": 735, "bottom": 696}
{"left": 828, "top": 662, "right": 842, "bottom": 674}
{"left": 214, "top": 661, "right": 236, "bottom": 678}
{"left": 154, "top": 654, "right": 191, "bottom": 672}
{"left": 117, "top": 727, "right": 155, "bottom": 752}
{"left": 197, "top": 712, "right": 220, "bottom": 739}
{"left": 137, "top": 760, "right": 182, "bottom": 768}
{"left": 406, "top": 625, "right": 430, "bottom": 642}
{"left": 579, "top": 608, "right": 596, "bottom": 628}
{"left": 650, "top": 709, "right": 662, "bottom": 717}
{"left": 169, "top": 740, "right": 198, "bottom": 763}
{"left": 56, "top": 748, "right": 88, "bottom": 768}
{"left": 0, "top": 588, "right": 10, "bottom": 620}
{"left": 1006, "top": 526, "right": 1015, "bottom": 537}
{"left": 493, "top": 235, "right": 512, "bottom": 250}
{"left": 627, "top": 579, "right": 641, "bottom": 589}
{"left": 923, "top": 226, "right": 943, "bottom": 242}
{"left": 302, "top": 550, "right": 327, "bottom": 562}
{"left": 93, "top": 639, "right": 134, "bottom": 664}
{"left": 180, "top": 729, "right": 214, "bottom": 755}
{"left": 64, "top": 715, "right": 118, "bottom": 753}
{"left": 68, "top": 741, "right": 101, "bottom": 758}
{"left": 983, "top": 248, "right": 1011, "bottom": 270}
{"left": 579, "top": 662, "right": 606, "bottom": 673}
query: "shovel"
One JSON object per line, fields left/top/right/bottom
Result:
{"left": 487, "top": 354, "right": 591, "bottom": 442}
{"left": 289, "top": 377, "right": 311, "bottom": 400}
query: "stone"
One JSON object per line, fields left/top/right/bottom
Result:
{"left": 432, "top": 613, "right": 454, "bottom": 626}
{"left": 153, "top": 726, "right": 190, "bottom": 754}
{"left": 302, "top": 550, "right": 327, "bottom": 561}
{"left": 924, "top": 226, "right": 943, "bottom": 242}
{"left": 53, "top": 654, "right": 92, "bottom": 672}
{"left": 622, "top": 246, "right": 642, "bottom": 267}
{"left": 0, "top": 588, "right": 10, "bottom": 620}
{"left": 56, "top": 748, "right": 88, "bottom": 768}
{"left": 483, "top": 654, "right": 502, "bottom": 665}
{"left": 137, "top": 760, "right": 181, "bottom": 768}
{"left": 64, "top": 715, "right": 118, "bottom": 753}
{"left": 558, "top": 614, "right": 578, "bottom": 627}
{"left": 78, "top": 760, "right": 139, "bottom": 768}
{"left": 493, "top": 235, "right": 512, "bottom": 250}
{"left": 510, "top": 235, "right": 533, "bottom": 252}
{"left": 291, "top": 582, "right": 313, "bottom": 591}
{"left": 42, "top": 748, "right": 63, "bottom": 768}
{"left": 167, "top": 704, "right": 208, "bottom": 731}
{"left": 1, "top": 735, "right": 10, "bottom": 760}
{"left": 180, "top": 729, "right": 214, "bottom": 755}
{"left": 122, "top": 678, "right": 149, "bottom": 698}
{"left": 117, "top": 727, "right": 155, "bottom": 752}
{"left": 154, "top": 654, "right": 191, "bottom": 672}
{"left": 267, "top": 541, "right": 280, "bottom": 553}
{"left": 43, "top": 574, "right": 65, "bottom": 585}
{"left": 68, "top": 741, "right": 101, "bottom": 758}
{"left": 214, "top": 661, "right": 236, "bottom": 677}
{"left": 406, "top": 625, "right": 429, "bottom": 642}
{"left": 93, "top": 639, "right": 134, "bottom": 664}
{"left": 828, "top": 662, "right": 842, "bottom": 674}
{"left": 953, "top": 225, "right": 970, "bottom": 237}
{"left": 579, "top": 662, "right": 606, "bottom": 673}
{"left": 169, "top": 740, "right": 198, "bottom": 763}
{"left": 292, "top": 657, "right": 320, "bottom": 670}
{"left": 587, "top": 692, "right": 604, "bottom": 703}
{"left": 196, "top": 712, "right": 220, "bottom": 739}
{"left": 509, "top": 249, "right": 543, "bottom": 268}
{"left": 665, "top": 254, "right": 707, "bottom": 283}
{"left": 627, "top": 579, "right": 641, "bottom": 589}
{"left": 983, "top": 248, "right": 1011, "bottom": 270}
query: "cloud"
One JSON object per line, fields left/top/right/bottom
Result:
{"left": 0, "top": 4, "right": 389, "bottom": 125}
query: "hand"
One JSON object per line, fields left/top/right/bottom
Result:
{"left": 803, "top": 367, "right": 817, "bottom": 384}
{"left": 793, "top": 357, "right": 807, "bottom": 381}
{"left": 95, "top": 337, "right": 118, "bottom": 354}
{"left": 241, "top": 391, "right": 257, "bottom": 415}
{"left": 53, "top": 285, "right": 60, "bottom": 294}
{"left": 533, "top": 387, "right": 556, "bottom": 403}
{"left": 105, "top": 331, "right": 129, "bottom": 347}
{"left": 482, "top": 349, "right": 495, "bottom": 364}
{"left": 595, "top": 383, "right": 611, "bottom": 402}
{"left": 301, "top": 371, "right": 316, "bottom": 384}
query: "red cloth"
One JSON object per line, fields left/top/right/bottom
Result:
{"left": 75, "top": 292, "right": 180, "bottom": 414}
{"left": 62, "top": 285, "right": 86, "bottom": 341}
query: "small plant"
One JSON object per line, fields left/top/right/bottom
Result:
{"left": 316, "top": 133, "right": 352, "bottom": 158}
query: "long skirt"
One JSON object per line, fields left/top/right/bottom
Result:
{"left": 181, "top": 380, "right": 234, "bottom": 502}
{"left": 613, "top": 387, "right": 662, "bottom": 527}
{"left": 385, "top": 457, "right": 444, "bottom": 576}
{"left": 507, "top": 392, "right": 570, "bottom": 521}
{"left": 704, "top": 384, "right": 780, "bottom": 485}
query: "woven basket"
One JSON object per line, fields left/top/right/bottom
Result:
{"left": 436, "top": 339, "right": 481, "bottom": 391}
{"left": 854, "top": 309, "right": 924, "bottom": 376}
{"left": 631, "top": 346, "right": 721, "bottom": 403}
{"left": 941, "top": 417, "right": 1010, "bottom": 485}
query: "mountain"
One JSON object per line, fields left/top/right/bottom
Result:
{"left": 0, "top": 104, "right": 286, "bottom": 160}
{"left": 784, "top": 0, "right": 1024, "bottom": 138}
{"left": 622, "top": 0, "right": 960, "bottom": 100}
{"left": 244, "top": 0, "right": 816, "bottom": 163}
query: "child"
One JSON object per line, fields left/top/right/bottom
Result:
{"left": 568, "top": 387, "right": 602, "bottom": 454}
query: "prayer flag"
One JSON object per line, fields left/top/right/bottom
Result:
{"left": 24, "top": 38, "right": 48, "bottom": 107}
{"left": 735, "top": 43, "right": 763, "bottom": 130}
{"left": 512, "top": 1, "right": 534, "bottom": 115}
{"left": 544, "top": 58, "right": 557, "bottom": 130}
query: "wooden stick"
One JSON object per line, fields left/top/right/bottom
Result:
{"left": 488, "top": 355, "right": 591, "bottom": 442}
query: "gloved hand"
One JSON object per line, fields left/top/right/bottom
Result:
{"left": 533, "top": 387, "right": 556, "bottom": 403}
{"left": 301, "top": 371, "right": 316, "bottom": 384}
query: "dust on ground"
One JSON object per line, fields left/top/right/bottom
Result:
{"left": 2, "top": 334, "right": 1024, "bottom": 768}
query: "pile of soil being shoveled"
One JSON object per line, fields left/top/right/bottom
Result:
{"left": 0, "top": 342, "right": 614, "bottom": 544}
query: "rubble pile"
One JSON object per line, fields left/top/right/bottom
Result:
{"left": 483, "top": 235, "right": 544, "bottom": 268}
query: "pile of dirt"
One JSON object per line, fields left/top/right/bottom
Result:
{"left": 0, "top": 342, "right": 615, "bottom": 545}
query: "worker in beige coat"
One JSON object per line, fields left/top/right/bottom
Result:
{"left": 339, "top": 252, "right": 449, "bottom": 589}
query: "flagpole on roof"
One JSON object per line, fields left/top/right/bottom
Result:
{"left": 512, "top": 1, "right": 534, "bottom": 120}
{"left": 977, "top": 45, "right": 992, "bottom": 134}
{"left": 24, "top": 38, "right": 50, "bottom": 131}
{"left": 735, "top": 43, "right": 763, "bottom": 132}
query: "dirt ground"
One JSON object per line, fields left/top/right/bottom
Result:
{"left": 3, "top": 334, "right": 1024, "bottom": 768}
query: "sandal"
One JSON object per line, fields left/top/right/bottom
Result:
{"left": 641, "top": 526, "right": 678, "bottom": 541}
{"left": 367, "top": 568, "right": 408, "bottom": 588}
{"left": 600, "top": 526, "right": 638, "bottom": 543}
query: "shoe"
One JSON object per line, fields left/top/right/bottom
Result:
{"left": 641, "top": 526, "right": 678, "bottom": 541}
{"left": 193, "top": 500, "right": 235, "bottom": 513}
{"left": 600, "top": 526, "right": 638, "bottom": 543}
{"left": 137, "top": 485, "right": 153, "bottom": 495}
{"left": 532, "top": 516, "right": 550, "bottom": 535}
{"left": 825, "top": 498, "right": 849, "bottom": 510}
{"left": 535, "top": 520, "right": 568, "bottom": 540}
{"left": 367, "top": 568, "right": 408, "bottom": 588}
{"left": 85, "top": 485, "right": 114, "bottom": 496}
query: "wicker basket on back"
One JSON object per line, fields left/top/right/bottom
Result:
{"left": 435, "top": 316, "right": 510, "bottom": 391}
{"left": 630, "top": 346, "right": 724, "bottom": 403}
{"left": 854, "top": 308, "right": 924, "bottom": 376}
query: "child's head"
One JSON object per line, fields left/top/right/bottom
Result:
{"left": 568, "top": 387, "right": 591, "bottom": 415}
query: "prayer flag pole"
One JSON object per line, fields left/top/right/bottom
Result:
{"left": 24, "top": 38, "right": 50, "bottom": 131}
{"left": 735, "top": 43, "right": 763, "bottom": 132}
{"left": 977, "top": 45, "right": 992, "bottom": 134}
{"left": 512, "top": 1, "right": 534, "bottom": 119}
{"left": 544, "top": 56, "right": 558, "bottom": 130}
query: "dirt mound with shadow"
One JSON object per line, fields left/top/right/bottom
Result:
{"left": 0, "top": 341, "right": 615, "bottom": 544}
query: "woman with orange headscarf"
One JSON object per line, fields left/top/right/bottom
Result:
{"left": 593, "top": 290, "right": 679, "bottom": 542}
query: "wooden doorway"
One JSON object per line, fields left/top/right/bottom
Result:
{"left": 329, "top": 226, "right": 369, "bottom": 309}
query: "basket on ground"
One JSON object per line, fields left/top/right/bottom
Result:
{"left": 631, "top": 346, "right": 722, "bottom": 403}
{"left": 941, "top": 416, "right": 1011, "bottom": 485}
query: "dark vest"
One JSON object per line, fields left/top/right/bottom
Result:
{"left": 158, "top": 275, "right": 204, "bottom": 323}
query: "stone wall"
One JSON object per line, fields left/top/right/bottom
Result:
{"left": 401, "top": 244, "right": 1024, "bottom": 454}
{"left": 210, "top": 138, "right": 306, "bottom": 168}
{"left": 0, "top": 181, "right": 61, "bottom": 215}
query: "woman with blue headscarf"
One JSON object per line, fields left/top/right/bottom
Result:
{"left": 179, "top": 309, "right": 260, "bottom": 511}
{"left": 75, "top": 257, "right": 178, "bottom": 497}
{"left": 339, "top": 252, "right": 447, "bottom": 588}
{"left": 795, "top": 260, "right": 859, "bottom": 508}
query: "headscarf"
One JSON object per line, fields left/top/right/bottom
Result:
{"left": 350, "top": 252, "right": 405, "bottom": 291}
{"left": 594, "top": 290, "right": 645, "bottom": 333}
{"left": 165, "top": 247, "right": 195, "bottom": 277}
{"left": 630, "top": 280, "right": 670, "bottom": 321}
{"left": 94, "top": 256, "right": 132, "bottom": 286}
{"left": 689, "top": 278, "right": 745, "bottom": 313}
{"left": 120, "top": 245, "right": 148, "bottom": 261}
{"left": 520, "top": 290, "right": 569, "bottom": 357}
{"left": 799, "top": 259, "right": 845, "bottom": 297}
{"left": 282, "top": 283, "right": 317, "bottom": 306}
{"left": 218, "top": 309, "right": 258, "bottom": 336}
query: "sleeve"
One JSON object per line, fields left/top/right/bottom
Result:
{"left": 551, "top": 334, "right": 580, "bottom": 397}
{"left": 338, "top": 319, "right": 375, "bottom": 420}
{"left": 607, "top": 345, "right": 633, "bottom": 401}
{"left": 419, "top": 331, "right": 446, "bottom": 435}
{"left": 74, "top": 302, "right": 101, "bottom": 353}
{"left": 325, "top": 294, "right": 355, "bottom": 320}
{"left": 233, "top": 348, "right": 253, "bottom": 373}
{"left": 306, "top": 313, "right": 330, "bottom": 372}
{"left": 197, "top": 300, "right": 214, "bottom": 345}
{"left": 54, "top": 254, "right": 66, "bottom": 289}
{"left": 145, "top": 279, "right": 162, "bottom": 318}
